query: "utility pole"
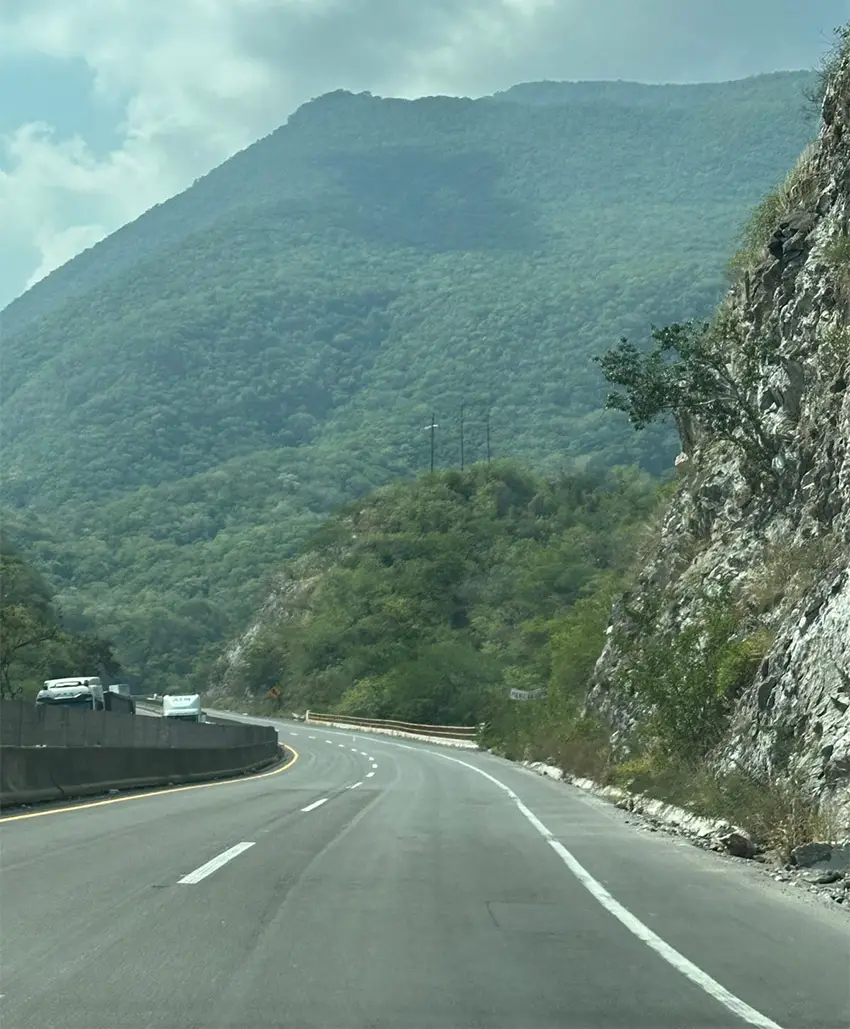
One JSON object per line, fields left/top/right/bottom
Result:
{"left": 460, "top": 401, "right": 465, "bottom": 471}
{"left": 430, "top": 411, "right": 436, "bottom": 473}
{"left": 485, "top": 407, "right": 491, "bottom": 465}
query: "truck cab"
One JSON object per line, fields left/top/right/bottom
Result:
{"left": 36, "top": 677, "right": 105, "bottom": 710}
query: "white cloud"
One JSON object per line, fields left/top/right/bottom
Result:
{"left": 0, "top": 1, "right": 302, "bottom": 306}
{"left": 25, "top": 224, "right": 105, "bottom": 292}
{"left": 1, "top": 0, "right": 847, "bottom": 307}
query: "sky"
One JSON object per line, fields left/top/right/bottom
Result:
{"left": 1, "top": 0, "right": 849, "bottom": 309}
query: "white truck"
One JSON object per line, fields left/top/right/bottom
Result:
{"left": 162, "top": 694, "right": 205, "bottom": 722}
{"left": 36, "top": 677, "right": 105, "bottom": 710}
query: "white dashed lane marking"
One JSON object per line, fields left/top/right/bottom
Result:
{"left": 301, "top": 798, "right": 328, "bottom": 813}
{"left": 177, "top": 842, "right": 255, "bottom": 885}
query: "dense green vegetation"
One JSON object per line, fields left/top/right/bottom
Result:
{"left": 1, "top": 72, "right": 817, "bottom": 689}
{"left": 221, "top": 459, "right": 838, "bottom": 853}
{"left": 0, "top": 534, "right": 120, "bottom": 698}
{"left": 596, "top": 312, "right": 789, "bottom": 487}
{"left": 214, "top": 461, "right": 661, "bottom": 738}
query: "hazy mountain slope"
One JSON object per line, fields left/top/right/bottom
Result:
{"left": 0, "top": 73, "right": 817, "bottom": 690}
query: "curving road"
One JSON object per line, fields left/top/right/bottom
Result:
{"left": 1, "top": 716, "right": 847, "bottom": 1029}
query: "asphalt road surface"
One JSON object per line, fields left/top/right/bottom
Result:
{"left": 1, "top": 716, "right": 848, "bottom": 1029}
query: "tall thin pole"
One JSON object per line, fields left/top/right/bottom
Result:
{"left": 430, "top": 411, "right": 436, "bottom": 473}
{"left": 485, "top": 408, "right": 491, "bottom": 465}
{"left": 460, "top": 401, "right": 465, "bottom": 471}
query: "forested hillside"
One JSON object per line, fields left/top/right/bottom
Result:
{"left": 1, "top": 72, "right": 816, "bottom": 690}
{"left": 0, "top": 534, "right": 120, "bottom": 699}
{"left": 211, "top": 462, "right": 662, "bottom": 746}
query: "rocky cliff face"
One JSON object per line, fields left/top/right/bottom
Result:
{"left": 589, "top": 44, "right": 850, "bottom": 823}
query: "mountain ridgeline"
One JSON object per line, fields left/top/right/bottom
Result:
{"left": 1, "top": 71, "right": 817, "bottom": 690}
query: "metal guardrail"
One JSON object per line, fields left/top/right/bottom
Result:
{"left": 305, "top": 710, "right": 479, "bottom": 740}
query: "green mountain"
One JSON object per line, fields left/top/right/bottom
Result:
{"left": 0, "top": 72, "right": 817, "bottom": 691}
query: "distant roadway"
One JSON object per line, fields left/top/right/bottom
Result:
{"left": 1, "top": 713, "right": 847, "bottom": 1028}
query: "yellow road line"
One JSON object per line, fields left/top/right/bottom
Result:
{"left": 0, "top": 745, "right": 300, "bottom": 824}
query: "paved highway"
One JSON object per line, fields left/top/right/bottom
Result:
{"left": 1, "top": 717, "right": 847, "bottom": 1029}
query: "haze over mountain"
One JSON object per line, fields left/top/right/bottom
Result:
{"left": 1, "top": 72, "right": 818, "bottom": 690}
{"left": 1, "top": 0, "right": 845, "bottom": 306}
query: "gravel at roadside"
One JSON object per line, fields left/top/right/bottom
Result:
{"left": 520, "top": 759, "right": 850, "bottom": 911}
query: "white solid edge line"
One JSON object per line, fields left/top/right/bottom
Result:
{"left": 288, "top": 721, "right": 782, "bottom": 1027}
{"left": 301, "top": 798, "right": 329, "bottom": 812}
{"left": 366, "top": 771, "right": 375, "bottom": 778}
{"left": 177, "top": 841, "right": 255, "bottom": 885}
{"left": 437, "top": 753, "right": 784, "bottom": 1029}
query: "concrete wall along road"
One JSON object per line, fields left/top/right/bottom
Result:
{"left": 0, "top": 701, "right": 281, "bottom": 808}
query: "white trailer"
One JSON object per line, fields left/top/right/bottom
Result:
{"left": 162, "top": 694, "right": 204, "bottom": 722}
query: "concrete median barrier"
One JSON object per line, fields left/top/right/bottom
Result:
{"left": 0, "top": 701, "right": 282, "bottom": 808}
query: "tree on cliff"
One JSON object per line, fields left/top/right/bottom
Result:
{"left": 595, "top": 316, "right": 782, "bottom": 478}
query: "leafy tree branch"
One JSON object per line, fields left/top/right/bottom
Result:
{"left": 595, "top": 319, "right": 783, "bottom": 479}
